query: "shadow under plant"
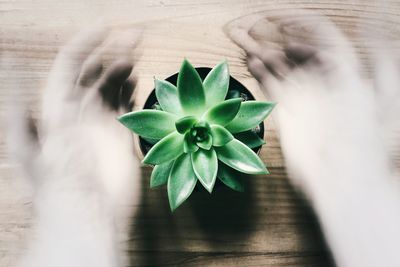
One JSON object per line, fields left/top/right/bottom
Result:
{"left": 128, "top": 167, "right": 335, "bottom": 266}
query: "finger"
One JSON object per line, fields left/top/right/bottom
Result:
{"left": 120, "top": 77, "right": 136, "bottom": 111}
{"left": 284, "top": 42, "right": 317, "bottom": 65}
{"left": 291, "top": 48, "right": 337, "bottom": 75}
{"left": 247, "top": 15, "right": 284, "bottom": 50}
{"left": 97, "top": 60, "right": 133, "bottom": 110}
{"left": 248, "top": 54, "right": 273, "bottom": 84}
{"left": 224, "top": 14, "right": 265, "bottom": 55}
{"left": 96, "top": 28, "right": 141, "bottom": 62}
{"left": 258, "top": 49, "right": 291, "bottom": 79}
{"left": 48, "top": 26, "right": 109, "bottom": 90}
{"left": 77, "top": 53, "right": 104, "bottom": 87}
{"left": 6, "top": 109, "right": 40, "bottom": 179}
{"left": 78, "top": 28, "right": 140, "bottom": 88}
{"left": 277, "top": 10, "right": 353, "bottom": 56}
{"left": 27, "top": 115, "right": 39, "bottom": 142}
{"left": 247, "top": 55, "right": 281, "bottom": 100}
{"left": 225, "top": 13, "right": 291, "bottom": 78}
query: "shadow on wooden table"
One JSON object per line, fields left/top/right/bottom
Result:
{"left": 128, "top": 167, "right": 335, "bottom": 266}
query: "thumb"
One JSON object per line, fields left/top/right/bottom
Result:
{"left": 6, "top": 106, "right": 41, "bottom": 181}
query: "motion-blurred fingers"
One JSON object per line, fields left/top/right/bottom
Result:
{"left": 120, "top": 77, "right": 136, "bottom": 112}
{"left": 224, "top": 14, "right": 265, "bottom": 55}
{"left": 78, "top": 53, "right": 104, "bottom": 87}
{"left": 49, "top": 26, "right": 109, "bottom": 90}
{"left": 97, "top": 60, "right": 133, "bottom": 110}
{"left": 284, "top": 42, "right": 317, "bottom": 65}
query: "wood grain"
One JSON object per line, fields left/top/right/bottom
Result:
{"left": 127, "top": 167, "right": 333, "bottom": 266}
{"left": 1, "top": 0, "right": 399, "bottom": 266}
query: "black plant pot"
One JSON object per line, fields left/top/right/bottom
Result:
{"left": 139, "top": 67, "right": 264, "bottom": 155}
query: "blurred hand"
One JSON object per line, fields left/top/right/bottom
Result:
{"left": 9, "top": 26, "right": 141, "bottom": 267}
{"left": 40, "top": 27, "right": 140, "bottom": 208}
{"left": 226, "top": 10, "right": 400, "bottom": 267}
{"left": 225, "top": 10, "right": 377, "bottom": 190}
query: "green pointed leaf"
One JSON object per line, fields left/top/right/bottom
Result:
{"left": 210, "top": 125, "right": 233, "bottom": 147}
{"left": 218, "top": 163, "right": 244, "bottom": 192}
{"left": 177, "top": 59, "right": 206, "bottom": 116}
{"left": 197, "top": 134, "right": 213, "bottom": 150}
{"left": 175, "top": 116, "right": 197, "bottom": 134}
{"left": 155, "top": 78, "right": 183, "bottom": 115}
{"left": 215, "top": 139, "right": 268, "bottom": 174}
{"left": 168, "top": 153, "right": 197, "bottom": 211}
{"left": 225, "top": 101, "right": 276, "bottom": 133}
{"left": 118, "top": 110, "right": 178, "bottom": 139}
{"left": 203, "top": 60, "right": 229, "bottom": 107}
{"left": 203, "top": 98, "right": 242, "bottom": 126}
{"left": 183, "top": 132, "right": 199, "bottom": 153}
{"left": 192, "top": 148, "right": 218, "bottom": 193}
{"left": 234, "top": 131, "right": 265, "bottom": 149}
{"left": 194, "top": 120, "right": 211, "bottom": 131}
{"left": 226, "top": 89, "right": 241, "bottom": 100}
{"left": 150, "top": 161, "right": 174, "bottom": 188}
{"left": 143, "top": 131, "right": 184, "bottom": 165}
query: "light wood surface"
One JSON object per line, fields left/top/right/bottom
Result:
{"left": 1, "top": 0, "right": 400, "bottom": 266}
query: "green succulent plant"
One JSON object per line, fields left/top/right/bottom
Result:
{"left": 118, "top": 59, "right": 275, "bottom": 211}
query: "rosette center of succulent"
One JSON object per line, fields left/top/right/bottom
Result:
{"left": 178, "top": 120, "right": 213, "bottom": 152}
{"left": 191, "top": 126, "right": 209, "bottom": 142}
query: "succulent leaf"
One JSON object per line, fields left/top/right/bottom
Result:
{"left": 177, "top": 59, "right": 206, "bottom": 116}
{"left": 210, "top": 125, "right": 233, "bottom": 146}
{"left": 155, "top": 78, "right": 183, "bottom": 115}
{"left": 150, "top": 161, "right": 174, "bottom": 188}
{"left": 203, "top": 98, "right": 242, "bottom": 126}
{"left": 183, "top": 132, "right": 199, "bottom": 153}
{"left": 225, "top": 89, "right": 241, "bottom": 100}
{"left": 175, "top": 116, "right": 198, "bottom": 134}
{"left": 234, "top": 131, "right": 266, "bottom": 149}
{"left": 225, "top": 101, "right": 276, "bottom": 133}
{"left": 194, "top": 121, "right": 211, "bottom": 131}
{"left": 168, "top": 153, "right": 198, "bottom": 211}
{"left": 215, "top": 139, "right": 268, "bottom": 174}
{"left": 196, "top": 134, "right": 213, "bottom": 150}
{"left": 143, "top": 131, "right": 184, "bottom": 165}
{"left": 192, "top": 148, "right": 218, "bottom": 193}
{"left": 118, "top": 110, "right": 178, "bottom": 139}
{"left": 203, "top": 60, "right": 229, "bottom": 107}
{"left": 217, "top": 163, "right": 244, "bottom": 192}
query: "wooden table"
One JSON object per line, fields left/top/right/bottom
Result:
{"left": 1, "top": 0, "right": 399, "bottom": 266}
